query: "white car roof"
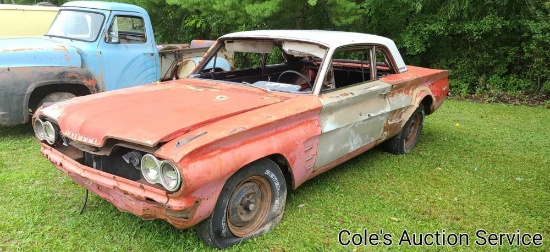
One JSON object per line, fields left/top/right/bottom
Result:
{"left": 221, "top": 30, "right": 407, "bottom": 72}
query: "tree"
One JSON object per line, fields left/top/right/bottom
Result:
{"left": 165, "top": 0, "right": 362, "bottom": 32}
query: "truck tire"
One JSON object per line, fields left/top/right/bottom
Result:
{"left": 37, "top": 92, "right": 76, "bottom": 109}
{"left": 383, "top": 104, "right": 425, "bottom": 154}
{"left": 195, "top": 158, "right": 287, "bottom": 249}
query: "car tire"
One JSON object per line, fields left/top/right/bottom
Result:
{"left": 38, "top": 92, "right": 76, "bottom": 108}
{"left": 383, "top": 104, "right": 425, "bottom": 154}
{"left": 195, "top": 158, "right": 287, "bottom": 249}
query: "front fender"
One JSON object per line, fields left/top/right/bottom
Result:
{"left": 154, "top": 96, "right": 323, "bottom": 222}
{"left": 0, "top": 66, "right": 100, "bottom": 125}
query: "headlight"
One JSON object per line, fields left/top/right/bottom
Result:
{"left": 159, "top": 161, "right": 182, "bottom": 192}
{"left": 140, "top": 154, "right": 183, "bottom": 192}
{"left": 141, "top": 154, "right": 160, "bottom": 184}
{"left": 43, "top": 121, "right": 57, "bottom": 144}
{"left": 33, "top": 118, "right": 46, "bottom": 140}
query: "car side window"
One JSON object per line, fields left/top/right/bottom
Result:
{"left": 106, "top": 16, "right": 146, "bottom": 44}
{"left": 375, "top": 48, "right": 396, "bottom": 77}
{"left": 321, "top": 45, "right": 374, "bottom": 92}
{"left": 320, "top": 45, "right": 398, "bottom": 92}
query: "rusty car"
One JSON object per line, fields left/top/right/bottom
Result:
{"left": 33, "top": 30, "right": 449, "bottom": 248}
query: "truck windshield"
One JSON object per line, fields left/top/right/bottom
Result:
{"left": 46, "top": 10, "right": 104, "bottom": 42}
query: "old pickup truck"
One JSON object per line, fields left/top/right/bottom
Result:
{"left": 0, "top": 1, "right": 230, "bottom": 126}
{"left": 34, "top": 30, "right": 449, "bottom": 248}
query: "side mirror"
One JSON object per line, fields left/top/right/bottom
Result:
{"left": 107, "top": 31, "right": 119, "bottom": 44}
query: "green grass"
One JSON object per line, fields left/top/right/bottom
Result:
{"left": 0, "top": 100, "right": 548, "bottom": 251}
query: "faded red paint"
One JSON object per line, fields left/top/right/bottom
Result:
{"left": 35, "top": 60, "right": 448, "bottom": 233}
{"left": 39, "top": 81, "right": 325, "bottom": 225}
{"left": 377, "top": 65, "right": 449, "bottom": 139}
{"left": 41, "top": 144, "right": 205, "bottom": 229}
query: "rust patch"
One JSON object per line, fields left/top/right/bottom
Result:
{"left": 190, "top": 40, "right": 215, "bottom": 48}
{"left": 2, "top": 47, "right": 36, "bottom": 53}
{"left": 66, "top": 72, "right": 98, "bottom": 86}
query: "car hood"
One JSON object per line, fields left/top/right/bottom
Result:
{"left": 41, "top": 81, "right": 287, "bottom": 147}
{"left": 0, "top": 37, "right": 81, "bottom": 68}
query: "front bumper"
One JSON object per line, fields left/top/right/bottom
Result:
{"left": 40, "top": 143, "right": 201, "bottom": 229}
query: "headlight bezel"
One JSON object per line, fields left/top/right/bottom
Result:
{"left": 34, "top": 118, "right": 59, "bottom": 145}
{"left": 159, "top": 161, "right": 182, "bottom": 192}
{"left": 43, "top": 121, "right": 57, "bottom": 145}
{"left": 141, "top": 154, "right": 161, "bottom": 184}
{"left": 33, "top": 118, "right": 46, "bottom": 141}
{"left": 140, "top": 154, "right": 183, "bottom": 192}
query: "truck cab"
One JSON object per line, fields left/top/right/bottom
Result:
{"left": 47, "top": 1, "right": 161, "bottom": 91}
{"left": 0, "top": 1, "right": 230, "bottom": 126}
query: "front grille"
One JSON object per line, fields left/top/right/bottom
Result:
{"left": 83, "top": 147, "right": 142, "bottom": 181}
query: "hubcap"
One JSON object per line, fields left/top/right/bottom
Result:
{"left": 227, "top": 176, "right": 272, "bottom": 237}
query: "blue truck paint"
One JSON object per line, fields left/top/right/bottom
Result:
{"left": 0, "top": 38, "right": 82, "bottom": 68}
{"left": 0, "top": 1, "right": 227, "bottom": 126}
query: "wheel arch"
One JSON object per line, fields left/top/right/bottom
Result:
{"left": 23, "top": 67, "right": 101, "bottom": 119}
{"left": 194, "top": 155, "right": 288, "bottom": 248}
{"left": 180, "top": 153, "right": 293, "bottom": 228}
{"left": 411, "top": 86, "right": 436, "bottom": 116}
{"left": 420, "top": 94, "right": 435, "bottom": 115}
{"left": 28, "top": 83, "right": 93, "bottom": 111}
{"left": 265, "top": 154, "right": 294, "bottom": 189}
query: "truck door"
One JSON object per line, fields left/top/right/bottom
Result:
{"left": 99, "top": 13, "right": 160, "bottom": 91}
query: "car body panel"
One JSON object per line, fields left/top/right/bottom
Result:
{"left": 42, "top": 79, "right": 293, "bottom": 147}
{"left": 316, "top": 80, "right": 391, "bottom": 168}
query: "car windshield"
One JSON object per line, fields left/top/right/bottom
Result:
{"left": 46, "top": 10, "right": 104, "bottom": 42}
{"left": 191, "top": 39, "right": 328, "bottom": 94}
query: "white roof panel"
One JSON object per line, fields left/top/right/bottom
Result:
{"left": 220, "top": 30, "right": 407, "bottom": 73}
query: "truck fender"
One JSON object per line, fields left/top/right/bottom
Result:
{"left": 0, "top": 66, "right": 100, "bottom": 125}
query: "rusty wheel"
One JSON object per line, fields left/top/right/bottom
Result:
{"left": 383, "top": 104, "right": 425, "bottom": 154}
{"left": 404, "top": 111, "right": 422, "bottom": 150}
{"left": 195, "top": 158, "right": 287, "bottom": 249}
{"left": 227, "top": 176, "right": 272, "bottom": 237}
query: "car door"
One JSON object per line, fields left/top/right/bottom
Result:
{"left": 99, "top": 13, "right": 159, "bottom": 91}
{"left": 314, "top": 45, "right": 392, "bottom": 169}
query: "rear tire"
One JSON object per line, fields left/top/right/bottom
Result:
{"left": 196, "top": 158, "right": 287, "bottom": 249}
{"left": 383, "top": 104, "right": 425, "bottom": 154}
